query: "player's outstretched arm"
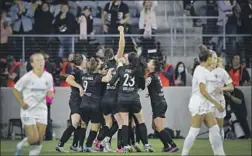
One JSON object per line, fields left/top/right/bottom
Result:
{"left": 115, "top": 26, "right": 125, "bottom": 60}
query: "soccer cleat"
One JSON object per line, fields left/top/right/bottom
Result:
{"left": 77, "top": 146, "right": 85, "bottom": 152}
{"left": 116, "top": 148, "right": 124, "bottom": 153}
{"left": 123, "top": 146, "right": 129, "bottom": 153}
{"left": 168, "top": 146, "right": 179, "bottom": 152}
{"left": 55, "top": 146, "right": 68, "bottom": 152}
{"left": 133, "top": 143, "right": 141, "bottom": 152}
{"left": 103, "top": 137, "right": 114, "bottom": 152}
{"left": 14, "top": 146, "right": 22, "bottom": 156}
{"left": 69, "top": 145, "right": 78, "bottom": 152}
{"left": 128, "top": 145, "right": 133, "bottom": 152}
{"left": 144, "top": 144, "right": 154, "bottom": 152}
{"left": 85, "top": 147, "right": 97, "bottom": 152}
{"left": 161, "top": 147, "right": 171, "bottom": 152}
{"left": 93, "top": 139, "right": 101, "bottom": 151}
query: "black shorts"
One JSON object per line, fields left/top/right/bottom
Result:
{"left": 101, "top": 96, "right": 119, "bottom": 115}
{"left": 80, "top": 97, "right": 102, "bottom": 124}
{"left": 69, "top": 96, "right": 81, "bottom": 115}
{"left": 152, "top": 102, "right": 167, "bottom": 119}
{"left": 117, "top": 94, "right": 142, "bottom": 113}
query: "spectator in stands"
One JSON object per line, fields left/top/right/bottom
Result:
{"left": 0, "top": 58, "right": 8, "bottom": 86}
{"left": 138, "top": 0, "right": 158, "bottom": 58}
{"left": 34, "top": 2, "right": 54, "bottom": 34}
{"left": 174, "top": 61, "right": 192, "bottom": 86}
{"left": 159, "top": 55, "right": 175, "bottom": 87}
{"left": 210, "top": 0, "right": 236, "bottom": 53}
{"left": 34, "top": 2, "right": 54, "bottom": 50}
{"left": 77, "top": 6, "right": 94, "bottom": 54}
{"left": 60, "top": 53, "right": 74, "bottom": 87}
{"left": 6, "top": 56, "right": 20, "bottom": 87}
{"left": 228, "top": 54, "right": 250, "bottom": 86}
{"left": 102, "top": 0, "right": 129, "bottom": 51}
{"left": 9, "top": 0, "right": 34, "bottom": 34}
{"left": 0, "top": 10, "right": 13, "bottom": 58}
{"left": 54, "top": 4, "right": 77, "bottom": 58}
{"left": 240, "top": 0, "right": 252, "bottom": 67}
{"left": 138, "top": 0, "right": 157, "bottom": 37}
{"left": 225, "top": 88, "right": 251, "bottom": 139}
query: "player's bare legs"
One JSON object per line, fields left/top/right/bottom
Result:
{"left": 15, "top": 124, "right": 40, "bottom": 156}
{"left": 28, "top": 122, "right": 46, "bottom": 156}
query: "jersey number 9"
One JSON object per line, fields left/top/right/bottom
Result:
{"left": 123, "top": 74, "right": 135, "bottom": 87}
{"left": 83, "top": 81, "right": 88, "bottom": 92}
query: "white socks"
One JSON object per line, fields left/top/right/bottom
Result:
{"left": 181, "top": 127, "right": 200, "bottom": 156}
{"left": 209, "top": 125, "right": 226, "bottom": 156}
{"left": 220, "top": 127, "right": 224, "bottom": 142}
{"left": 17, "top": 137, "right": 29, "bottom": 149}
{"left": 29, "top": 145, "right": 42, "bottom": 156}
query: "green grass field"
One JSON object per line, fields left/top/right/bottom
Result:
{"left": 1, "top": 139, "right": 251, "bottom": 155}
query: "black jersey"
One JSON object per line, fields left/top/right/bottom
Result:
{"left": 110, "top": 65, "right": 145, "bottom": 98}
{"left": 70, "top": 67, "right": 84, "bottom": 96}
{"left": 104, "top": 58, "right": 117, "bottom": 69}
{"left": 81, "top": 72, "right": 103, "bottom": 100}
{"left": 146, "top": 72, "right": 166, "bottom": 105}
{"left": 104, "top": 58, "right": 118, "bottom": 96}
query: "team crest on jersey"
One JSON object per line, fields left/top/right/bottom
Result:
{"left": 215, "top": 74, "right": 218, "bottom": 79}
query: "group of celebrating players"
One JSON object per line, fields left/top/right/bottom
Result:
{"left": 12, "top": 25, "right": 234, "bottom": 156}
{"left": 54, "top": 26, "right": 178, "bottom": 153}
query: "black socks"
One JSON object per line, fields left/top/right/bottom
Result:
{"left": 72, "top": 126, "right": 80, "bottom": 147}
{"left": 78, "top": 128, "right": 87, "bottom": 147}
{"left": 117, "top": 129, "right": 122, "bottom": 149}
{"left": 86, "top": 130, "right": 97, "bottom": 147}
{"left": 138, "top": 123, "right": 148, "bottom": 145}
{"left": 121, "top": 125, "right": 129, "bottom": 147}
{"left": 58, "top": 125, "right": 76, "bottom": 147}
{"left": 159, "top": 130, "right": 177, "bottom": 147}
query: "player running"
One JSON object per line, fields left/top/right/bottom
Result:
{"left": 110, "top": 52, "right": 154, "bottom": 153}
{"left": 13, "top": 53, "right": 54, "bottom": 156}
{"left": 181, "top": 45, "right": 226, "bottom": 156}
{"left": 146, "top": 59, "right": 179, "bottom": 152}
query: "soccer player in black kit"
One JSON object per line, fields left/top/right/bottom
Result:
{"left": 79, "top": 57, "right": 114, "bottom": 152}
{"left": 110, "top": 52, "right": 154, "bottom": 152}
{"left": 146, "top": 59, "right": 179, "bottom": 152}
{"left": 95, "top": 26, "right": 125, "bottom": 152}
{"left": 56, "top": 54, "right": 86, "bottom": 152}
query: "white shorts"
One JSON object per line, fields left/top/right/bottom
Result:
{"left": 21, "top": 110, "right": 47, "bottom": 126}
{"left": 189, "top": 95, "right": 213, "bottom": 117}
{"left": 213, "top": 100, "right": 226, "bottom": 119}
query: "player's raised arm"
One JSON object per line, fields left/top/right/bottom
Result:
{"left": 115, "top": 26, "right": 125, "bottom": 60}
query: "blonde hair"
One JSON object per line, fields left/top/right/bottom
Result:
{"left": 217, "top": 57, "right": 223, "bottom": 64}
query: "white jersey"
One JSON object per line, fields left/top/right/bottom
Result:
{"left": 14, "top": 71, "right": 54, "bottom": 119}
{"left": 207, "top": 67, "right": 233, "bottom": 101}
{"left": 206, "top": 67, "right": 233, "bottom": 118}
{"left": 189, "top": 65, "right": 213, "bottom": 116}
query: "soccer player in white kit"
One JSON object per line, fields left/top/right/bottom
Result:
{"left": 12, "top": 53, "right": 54, "bottom": 156}
{"left": 181, "top": 45, "right": 226, "bottom": 156}
{"left": 207, "top": 55, "right": 234, "bottom": 145}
